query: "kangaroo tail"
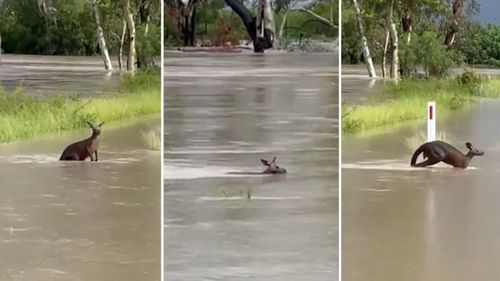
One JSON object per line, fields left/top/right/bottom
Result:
{"left": 410, "top": 146, "right": 424, "bottom": 166}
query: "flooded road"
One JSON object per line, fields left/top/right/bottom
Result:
{"left": 0, "top": 54, "right": 119, "bottom": 96}
{"left": 0, "top": 118, "right": 161, "bottom": 281}
{"left": 342, "top": 76, "right": 500, "bottom": 279}
{"left": 165, "top": 53, "right": 338, "bottom": 280}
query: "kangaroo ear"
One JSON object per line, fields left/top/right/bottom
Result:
{"left": 98, "top": 122, "right": 104, "bottom": 127}
{"left": 271, "top": 156, "right": 276, "bottom": 163}
{"left": 261, "top": 159, "right": 270, "bottom": 166}
{"left": 466, "top": 142, "right": 473, "bottom": 150}
{"left": 86, "top": 121, "right": 94, "bottom": 128}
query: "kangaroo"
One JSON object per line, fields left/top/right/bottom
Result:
{"left": 410, "top": 141, "right": 484, "bottom": 169}
{"left": 260, "top": 157, "right": 287, "bottom": 174}
{"left": 59, "top": 122, "right": 104, "bottom": 161}
{"left": 226, "top": 157, "right": 287, "bottom": 175}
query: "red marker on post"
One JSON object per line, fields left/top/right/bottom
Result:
{"left": 427, "top": 101, "right": 436, "bottom": 142}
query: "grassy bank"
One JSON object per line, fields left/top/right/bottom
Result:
{"left": 0, "top": 72, "right": 160, "bottom": 143}
{"left": 342, "top": 76, "right": 500, "bottom": 135}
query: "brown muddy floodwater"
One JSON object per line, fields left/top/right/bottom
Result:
{"left": 0, "top": 119, "right": 160, "bottom": 280}
{"left": 0, "top": 54, "right": 120, "bottom": 96}
{"left": 342, "top": 69, "right": 500, "bottom": 281}
{"left": 165, "top": 53, "right": 338, "bottom": 280}
{"left": 341, "top": 65, "right": 382, "bottom": 105}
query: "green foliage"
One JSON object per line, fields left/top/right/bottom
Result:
{"left": 137, "top": 24, "right": 161, "bottom": 69}
{"left": 1, "top": 0, "right": 93, "bottom": 54}
{"left": 0, "top": 0, "right": 160, "bottom": 62}
{"left": 454, "top": 23, "right": 500, "bottom": 67}
{"left": 341, "top": 5, "right": 362, "bottom": 64}
{"left": 457, "top": 68, "right": 482, "bottom": 86}
{"left": 341, "top": 0, "right": 500, "bottom": 71}
{"left": 117, "top": 71, "right": 161, "bottom": 93}
{"left": 280, "top": 2, "right": 338, "bottom": 40}
{"left": 0, "top": 72, "right": 160, "bottom": 143}
{"left": 342, "top": 77, "right": 500, "bottom": 135}
{"left": 400, "top": 31, "right": 454, "bottom": 78}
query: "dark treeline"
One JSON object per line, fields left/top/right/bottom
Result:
{"left": 0, "top": 0, "right": 160, "bottom": 70}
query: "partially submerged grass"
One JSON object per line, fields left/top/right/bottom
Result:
{"left": 404, "top": 131, "right": 452, "bottom": 151}
{"left": 219, "top": 188, "right": 252, "bottom": 200}
{"left": 342, "top": 76, "right": 500, "bottom": 135}
{"left": 0, "top": 72, "right": 160, "bottom": 144}
{"left": 482, "top": 78, "right": 500, "bottom": 96}
{"left": 141, "top": 128, "right": 161, "bottom": 151}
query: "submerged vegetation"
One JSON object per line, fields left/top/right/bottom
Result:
{"left": 342, "top": 71, "right": 500, "bottom": 135}
{"left": 141, "top": 128, "right": 161, "bottom": 151}
{"left": 405, "top": 131, "right": 451, "bottom": 152}
{"left": 0, "top": 72, "right": 160, "bottom": 143}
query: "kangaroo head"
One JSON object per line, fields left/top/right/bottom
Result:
{"left": 465, "top": 142, "right": 484, "bottom": 157}
{"left": 260, "top": 157, "right": 287, "bottom": 174}
{"left": 87, "top": 121, "right": 104, "bottom": 136}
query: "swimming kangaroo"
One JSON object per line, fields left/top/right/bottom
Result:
{"left": 260, "top": 157, "right": 287, "bottom": 174}
{"left": 226, "top": 157, "right": 287, "bottom": 175}
{"left": 59, "top": 122, "right": 104, "bottom": 161}
{"left": 410, "top": 141, "right": 484, "bottom": 169}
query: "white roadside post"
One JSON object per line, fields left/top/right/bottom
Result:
{"left": 427, "top": 101, "right": 436, "bottom": 142}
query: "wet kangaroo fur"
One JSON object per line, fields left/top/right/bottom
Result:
{"left": 226, "top": 157, "right": 287, "bottom": 175}
{"left": 59, "top": 122, "right": 104, "bottom": 161}
{"left": 260, "top": 157, "right": 287, "bottom": 174}
{"left": 410, "top": 141, "right": 484, "bottom": 169}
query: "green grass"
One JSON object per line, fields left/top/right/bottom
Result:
{"left": 141, "top": 128, "right": 161, "bottom": 151}
{"left": 0, "top": 72, "right": 160, "bottom": 144}
{"left": 342, "top": 77, "right": 500, "bottom": 135}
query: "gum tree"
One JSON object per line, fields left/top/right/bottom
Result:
{"left": 224, "top": 0, "right": 275, "bottom": 52}
{"left": 123, "top": 0, "right": 136, "bottom": 73}
{"left": 91, "top": 0, "right": 113, "bottom": 70}
{"left": 351, "top": 0, "right": 376, "bottom": 78}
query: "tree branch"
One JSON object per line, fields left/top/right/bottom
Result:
{"left": 300, "top": 8, "right": 337, "bottom": 28}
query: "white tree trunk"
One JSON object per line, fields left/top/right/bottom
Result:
{"left": 91, "top": 0, "right": 113, "bottom": 71}
{"left": 37, "top": 0, "right": 56, "bottom": 27}
{"left": 119, "top": 20, "right": 126, "bottom": 70}
{"left": 352, "top": 0, "right": 377, "bottom": 78}
{"left": 257, "top": 0, "right": 275, "bottom": 40}
{"left": 264, "top": 0, "right": 275, "bottom": 37}
{"left": 382, "top": 29, "right": 389, "bottom": 79}
{"left": 278, "top": 9, "right": 289, "bottom": 48}
{"left": 301, "top": 8, "right": 336, "bottom": 28}
{"left": 387, "top": 0, "right": 399, "bottom": 80}
{"left": 123, "top": 0, "right": 136, "bottom": 73}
